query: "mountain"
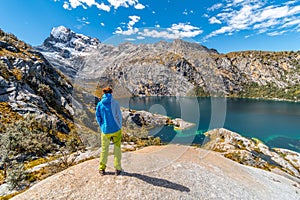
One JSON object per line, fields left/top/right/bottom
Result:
{"left": 1, "top": 27, "right": 299, "bottom": 198}
{"left": 36, "top": 26, "right": 300, "bottom": 101}
{"left": 35, "top": 26, "right": 101, "bottom": 80}
{"left": 0, "top": 28, "right": 82, "bottom": 185}
{"left": 0, "top": 29, "right": 97, "bottom": 196}
{"left": 0, "top": 28, "right": 75, "bottom": 133}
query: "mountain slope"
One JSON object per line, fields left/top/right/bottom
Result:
{"left": 37, "top": 26, "right": 300, "bottom": 100}
{"left": 0, "top": 28, "right": 74, "bottom": 132}
{"left": 0, "top": 29, "right": 92, "bottom": 196}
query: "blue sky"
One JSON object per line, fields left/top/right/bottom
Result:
{"left": 0, "top": 0, "right": 300, "bottom": 53}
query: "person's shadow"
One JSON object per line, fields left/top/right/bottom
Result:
{"left": 106, "top": 171, "right": 190, "bottom": 192}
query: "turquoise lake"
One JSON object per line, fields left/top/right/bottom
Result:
{"left": 119, "top": 97, "right": 300, "bottom": 153}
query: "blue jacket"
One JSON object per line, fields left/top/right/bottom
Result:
{"left": 95, "top": 93, "right": 122, "bottom": 134}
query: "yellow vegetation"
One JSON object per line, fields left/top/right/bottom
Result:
{"left": 11, "top": 67, "right": 23, "bottom": 81}
{"left": 24, "top": 156, "right": 58, "bottom": 170}
{"left": 0, "top": 170, "right": 4, "bottom": 185}
{"left": 0, "top": 102, "right": 23, "bottom": 126}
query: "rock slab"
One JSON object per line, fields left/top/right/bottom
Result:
{"left": 12, "top": 145, "right": 300, "bottom": 200}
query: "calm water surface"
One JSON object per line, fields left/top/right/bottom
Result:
{"left": 119, "top": 97, "right": 300, "bottom": 153}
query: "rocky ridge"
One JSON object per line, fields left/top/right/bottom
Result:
{"left": 37, "top": 26, "right": 300, "bottom": 100}
{"left": 203, "top": 128, "right": 300, "bottom": 180}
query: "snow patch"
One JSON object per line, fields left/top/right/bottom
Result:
{"left": 51, "top": 26, "right": 71, "bottom": 41}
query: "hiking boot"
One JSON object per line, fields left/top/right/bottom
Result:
{"left": 115, "top": 169, "right": 122, "bottom": 176}
{"left": 99, "top": 170, "right": 105, "bottom": 176}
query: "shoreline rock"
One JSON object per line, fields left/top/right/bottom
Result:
{"left": 202, "top": 128, "right": 300, "bottom": 179}
{"left": 122, "top": 108, "right": 194, "bottom": 138}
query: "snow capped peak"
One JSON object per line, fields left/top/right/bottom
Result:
{"left": 51, "top": 26, "right": 73, "bottom": 42}
{"left": 39, "top": 25, "right": 101, "bottom": 57}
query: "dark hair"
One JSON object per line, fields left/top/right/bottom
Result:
{"left": 102, "top": 87, "right": 113, "bottom": 94}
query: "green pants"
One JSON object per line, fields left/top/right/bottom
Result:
{"left": 99, "top": 130, "right": 122, "bottom": 171}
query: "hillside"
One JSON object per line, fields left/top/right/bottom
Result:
{"left": 11, "top": 145, "right": 300, "bottom": 200}
{"left": 0, "top": 29, "right": 85, "bottom": 195}
{"left": 0, "top": 28, "right": 74, "bottom": 133}
{"left": 36, "top": 26, "right": 300, "bottom": 101}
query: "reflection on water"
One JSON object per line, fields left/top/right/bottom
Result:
{"left": 119, "top": 97, "right": 300, "bottom": 152}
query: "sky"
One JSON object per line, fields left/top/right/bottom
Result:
{"left": 0, "top": 0, "right": 300, "bottom": 53}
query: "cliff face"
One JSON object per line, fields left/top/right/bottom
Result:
{"left": 36, "top": 26, "right": 300, "bottom": 100}
{"left": 0, "top": 29, "right": 74, "bottom": 136}
{"left": 0, "top": 30, "right": 86, "bottom": 197}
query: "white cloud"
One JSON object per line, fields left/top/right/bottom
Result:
{"left": 128, "top": 15, "right": 140, "bottom": 26}
{"left": 168, "top": 23, "right": 203, "bottom": 37}
{"left": 208, "top": 3, "right": 223, "bottom": 11}
{"left": 267, "top": 30, "right": 287, "bottom": 36}
{"left": 63, "top": 2, "right": 71, "bottom": 10}
{"left": 183, "top": 9, "right": 194, "bottom": 15}
{"left": 134, "top": 3, "right": 145, "bottom": 9}
{"left": 205, "top": 0, "right": 300, "bottom": 40}
{"left": 206, "top": 26, "right": 233, "bottom": 39}
{"left": 288, "top": 5, "right": 300, "bottom": 15}
{"left": 96, "top": 3, "right": 110, "bottom": 12}
{"left": 140, "top": 29, "right": 179, "bottom": 39}
{"left": 75, "top": 17, "right": 90, "bottom": 29}
{"left": 69, "top": 0, "right": 83, "bottom": 8}
{"left": 137, "top": 36, "right": 145, "bottom": 40}
{"left": 62, "top": 0, "right": 145, "bottom": 11}
{"left": 115, "top": 27, "right": 139, "bottom": 35}
{"left": 77, "top": 17, "right": 90, "bottom": 24}
{"left": 124, "top": 38, "right": 136, "bottom": 41}
{"left": 253, "top": 19, "right": 279, "bottom": 29}
{"left": 115, "top": 21, "right": 203, "bottom": 40}
{"left": 255, "top": 6, "right": 290, "bottom": 22}
{"left": 62, "top": 0, "right": 110, "bottom": 11}
{"left": 282, "top": 18, "right": 300, "bottom": 28}
{"left": 107, "top": 0, "right": 145, "bottom": 10}
{"left": 108, "top": 0, "right": 135, "bottom": 9}
{"left": 114, "top": 15, "right": 140, "bottom": 35}
{"left": 229, "top": 4, "right": 260, "bottom": 29}
{"left": 232, "top": 0, "right": 243, "bottom": 6}
{"left": 285, "top": 1, "right": 297, "bottom": 5}
{"left": 209, "top": 17, "right": 222, "bottom": 24}
{"left": 139, "top": 23, "right": 203, "bottom": 39}
{"left": 100, "top": 22, "right": 105, "bottom": 26}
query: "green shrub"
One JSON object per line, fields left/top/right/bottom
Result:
{"left": 0, "top": 115, "right": 58, "bottom": 188}
{"left": 37, "top": 83, "right": 54, "bottom": 103}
